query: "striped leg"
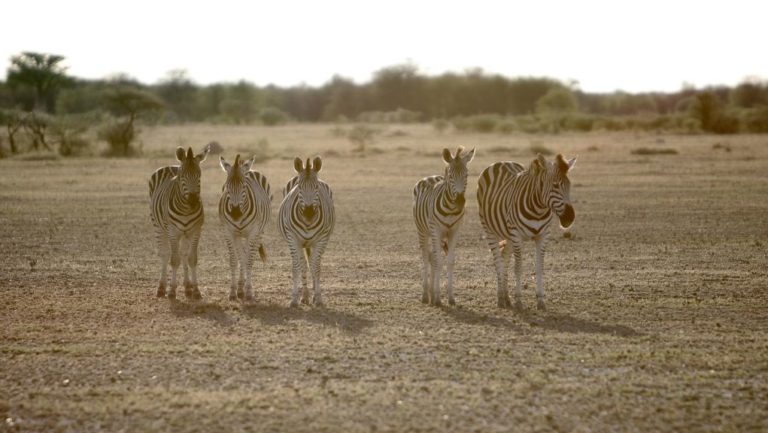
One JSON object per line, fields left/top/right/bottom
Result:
{"left": 187, "top": 228, "right": 202, "bottom": 300}
{"left": 511, "top": 240, "right": 524, "bottom": 310}
{"left": 180, "top": 237, "right": 191, "bottom": 295}
{"left": 534, "top": 235, "right": 547, "bottom": 310}
{"left": 168, "top": 232, "right": 181, "bottom": 300}
{"left": 156, "top": 230, "right": 170, "bottom": 297}
{"left": 300, "top": 248, "right": 310, "bottom": 305}
{"left": 288, "top": 237, "right": 303, "bottom": 308}
{"left": 419, "top": 235, "right": 431, "bottom": 304}
{"left": 241, "top": 234, "right": 259, "bottom": 302}
{"left": 225, "top": 235, "right": 239, "bottom": 300}
{"left": 486, "top": 235, "right": 510, "bottom": 308}
{"left": 445, "top": 228, "right": 460, "bottom": 306}
{"left": 429, "top": 227, "right": 443, "bottom": 307}
{"left": 309, "top": 238, "right": 329, "bottom": 307}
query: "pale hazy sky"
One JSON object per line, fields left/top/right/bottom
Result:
{"left": 1, "top": 0, "right": 765, "bottom": 93}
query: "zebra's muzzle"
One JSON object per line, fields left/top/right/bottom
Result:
{"left": 229, "top": 205, "right": 242, "bottom": 220}
{"left": 559, "top": 203, "right": 575, "bottom": 228}
{"left": 302, "top": 204, "right": 317, "bottom": 221}
{"left": 456, "top": 192, "right": 465, "bottom": 207}
{"left": 187, "top": 193, "right": 200, "bottom": 208}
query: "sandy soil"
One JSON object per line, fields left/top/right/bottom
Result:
{"left": 1, "top": 125, "right": 767, "bottom": 432}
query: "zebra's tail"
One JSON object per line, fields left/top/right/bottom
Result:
{"left": 258, "top": 244, "right": 267, "bottom": 262}
{"left": 498, "top": 239, "right": 507, "bottom": 254}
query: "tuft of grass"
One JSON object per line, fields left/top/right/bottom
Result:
{"left": 630, "top": 147, "right": 679, "bottom": 155}
{"left": 529, "top": 141, "right": 554, "bottom": 155}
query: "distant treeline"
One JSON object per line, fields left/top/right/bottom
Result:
{"left": 2, "top": 52, "right": 768, "bottom": 157}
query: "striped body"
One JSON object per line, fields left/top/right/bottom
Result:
{"left": 278, "top": 157, "right": 335, "bottom": 307}
{"left": 477, "top": 154, "right": 576, "bottom": 309}
{"left": 219, "top": 154, "right": 272, "bottom": 301}
{"left": 149, "top": 146, "right": 209, "bottom": 299}
{"left": 413, "top": 147, "right": 474, "bottom": 306}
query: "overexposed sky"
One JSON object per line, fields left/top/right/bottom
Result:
{"left": 1, "top": 0, "right": 765, "bottom": 93}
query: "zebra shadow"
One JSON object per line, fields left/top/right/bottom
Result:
{"left": 440, "top": 306, "right": 527, "bottom": 333}
{"left": 168, "top": 299, "right": 237, "bottom": 327}
{"left": 518, "top": 310, "right": 641, "bottom": 337}
{"left": 240, "top": 303, "right": 373, "bottom": 335}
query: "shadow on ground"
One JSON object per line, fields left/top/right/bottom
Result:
{"left": 168, "top": 299, "right": 237, "bottom": 326}
{"left": 240, "top": 302, "right": 373, "bottom": 334}
{"left": 440, "top": 306, "right": 528, "bottom": 333}
{"left": 519, "top": 310, "right": 642, "bottom": 337}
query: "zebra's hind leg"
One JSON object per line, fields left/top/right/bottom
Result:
{"left": 419, "top": 236, "right": 431, "bottom": 304}
{"left": 511, "top": 241, "right": 524, "bottom": 310}
{"left": 180, "top": 237, "right": 193, "bottom": 297}
{"left": 156, "top": 232, "right": 170, "bottom": 297}
{"left": 429, "top": 229, "right": 443, "bottom": 307}
{"left": 309, "top": 239, "right": 329, "bottom": 307}
{"left": 534, "top": 236, "right": 547, "bottom": 310}
{"left": 300, "top": 248, "right": 311, "bottom": 305}
{"left": 237, "top": 236, "right": 246, "bottom": 299}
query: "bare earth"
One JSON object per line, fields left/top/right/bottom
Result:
{"left": 1, "top": 125, "right": 767, "bottom": 433}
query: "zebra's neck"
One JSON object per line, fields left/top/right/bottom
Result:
{"left": 171, "top": 182, "right": 200, "bottom": 213}
{"left": 437, "top": 182, "right": 464, "bottom": 214}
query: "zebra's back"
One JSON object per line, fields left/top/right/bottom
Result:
{"left": 413, "top": 175, "right": 443, "bottom": 237}
{"left": 477, "top": 161, "right": 525, "bottom": 239}
{"left": 149, "top": 166, "right": 178, "bottom": 197}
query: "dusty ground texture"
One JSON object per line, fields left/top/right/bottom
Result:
{"left": 1, "top": 125, "right": 767, "bottom": 432}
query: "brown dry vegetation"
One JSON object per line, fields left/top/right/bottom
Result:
{"left": 1, "top": 125, "right": 767, "bottom": 433}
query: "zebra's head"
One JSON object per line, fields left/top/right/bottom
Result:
{"left": 293, "top": 156, "right": 323, "bottom": 221}
{"left": 530, "top": 153, "right": 577, "bottom": 228}
{"left": 220, "top": 154, "right": 254, "bottom": 220}
{"left": 175, "top": 146, "right": 209, "bottom": 207}
{"left": 442, "top": 146, "right": 475, "bottom": 206}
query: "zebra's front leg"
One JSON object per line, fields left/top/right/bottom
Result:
{"left": 156, "top": 232, "right": 170, "bottom": 297}
{"left": 186, "top": 228, "right": 203, "bottom": 300}
{"left": 288, "top": 241, "right": 303, "bottom": 308}
{"left": 168, "top": 233, "right": 181, "bottom": 300}
{"left": 429, "top": 231, "right": 443, "bottom": 307}
{"left": 309, "top": 240, "right": 329, "bottom": 307}
{"left": 300, "top": 248, "right": 310, "bottom": 305}
{"left": 226, "top": 235, "right": 239, "bottom": 301}
{"left": 445, "top": 229, "right": 461, "bottom": 306}
{"left": 487, "top": 236, "right": 510, "bottom": 308}
{"left": 534, "top": 235, "right": 547, "bottom": 310}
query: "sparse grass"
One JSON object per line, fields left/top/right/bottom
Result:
{"left": 2, "top": 126, "right": 767, "bottom": 433}
{"left": 630, "top": 147, "right": 679, "bottom": 155}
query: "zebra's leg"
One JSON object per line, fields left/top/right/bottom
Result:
{"left": 429, "top": 229, "right": 443, "bottom": 307}
{"left": 156, "top": 230, "right": 170, "bottom": 297}
{"left": 419, "top": 235, "right": 431, "bottom": 304}
{"left": 168, "top": 232, "right": 181, "bottom": 300}
{"left": 288, "top": 239, "right": 303, "bottom": 308}
{"left": 225, "top": 234, "right": 239, "bottom": 301}
{"left": 487, "top": 235, "right": 510, "bottom": 308}
{"left": 445, "top": 228, "right": 461, "bottom": 306}
{"left": 187, "top": 227, "right": 203, "bottom": 300}
{"left": 534, "top": 235, "right": 547, "bottom": 310}
{"left": 511, "top": 241, "right": 524, "bottom": 310}
{"left": 309, "top": 239, "right": 330, "bottom": 307}
{"left": 300, "top": 248, "right": 311, "bottom": 305}
{"left": 180, "top": 236, "right": 192, "bottom": 297}
{"left": 236, "top": 236, "right": 246, "bottom": 299}
{"left": 241, "top": 234, "right": 258, "bottom": 302}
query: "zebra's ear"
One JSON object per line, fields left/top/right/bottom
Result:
{"left": 461, "top": 148, "right": 475, "bottom": 164}
{"left": 242, "top": 156, "right": 255, "bottom": 172}
{"left": 567, "top": 155, "right": 577, "bottom": 170}
{"left": 196, "top": 146, "right": 210, "bottom": 163}
{"left": 313, "top": 156, "right": 322, "bottom": 173}
{"left": 537, "top": 153, "right": 548, "bottom": 168}
{"left": 294, "top": 157, "right": 304, "bottom": 173}
{"left": 442, "top": 148, "right": 452, "bottom": 163}
{"left": 219, "top": 156, "right": 231, "bottom": 172}
{"left": 176, "top": 147, "right": 186, "bottom": 162}
{"left": 529, "top": 157, "right": 543, "bottom": 175}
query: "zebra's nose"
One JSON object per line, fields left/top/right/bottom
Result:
{"left": 188, "top": 193, "right": 200, "bottom": 207}
{"left": 559, "top": 203, "right": 575, "bottom": 228}
{"left": 302, "top": 204, "right": 316, "bottom": 220}
{"left": 456, "top": 192, "right": 465, "bottom": 207}
{"left": 229, "top": 205, "right": 242, "bottom": 220}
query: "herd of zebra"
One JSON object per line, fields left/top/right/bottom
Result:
{"left": 149, "top": 144, "right": 576, "bottom": 310}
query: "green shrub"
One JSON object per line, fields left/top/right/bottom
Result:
{"left": 742, "top": 106, "right": 768, "bottom": 133}
{"left": 99, "top": 119, "right": 139, "bottom": 157}
{"left": 259, "top": 107, "right": 288, "bottom": 126}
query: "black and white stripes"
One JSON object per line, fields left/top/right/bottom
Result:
{"left": 413, "top": 147, "right": 475, "bottom": 306}
{"left": 218, "top": 154, "right": 273, "bottom": 301}
{"left": 477, "top": 153, "right": 576, "bottom": 310}
{"left": 278, "top": 157, "right": 335, "bottom": 307}
{"left": 149, "top": 146, "right": 209, "bottom": 299}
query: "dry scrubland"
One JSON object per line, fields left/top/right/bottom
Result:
{"left": 1, "top": 124, "right": 767, "bottom": 432}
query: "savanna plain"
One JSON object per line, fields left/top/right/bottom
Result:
{"left": 1, "top": 124, "right": 767, "bottom": 433}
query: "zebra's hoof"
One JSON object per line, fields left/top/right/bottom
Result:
{"left": 448, "top": 298, "right": 456, "bottom": 307}
{"left": 432, "top": 300, "right": 442, "bottom": 307}
{"left": 421, "top": 295, "right": 429, "bottom": 304}
{"left": 243, "top": 293, "right": 254, "bottom": 302}
{"left": 184, "top": 281, "right": 194, "bottom": 290}
{"left": 498, "top": 297, "right": 511, "bottom": 308}
{"left": 300, "top": 296, "right": 311, "bottom": 305}
{"left": 167, "top": 291, "right": 176, "bottom": 300}
{"left": 229, "top": 293, "right": 237, "bottom": 301}
{"left": 236, "top": 290, "right": 244, "bottom": 300}
{"left": 289, "top": 300, "right": 300, "bottom": 308}
{"left": 536, "top": 299, "right": 546, "bottom": 311}
{"left": 191, "top": 290, "right": 202, "bottom": 300}
{"left": 156, "top": 287, "right": 166, "bottom": 298}
{"left": 313, "top": 297, "right": 324, "bottom": 308}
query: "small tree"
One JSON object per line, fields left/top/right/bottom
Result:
{"left": 536, "top": 87, "right": 579, "bottom": 114}
{"left": 0, "top": 109, "right": 25, "bottom": 154}
{"left": 23, "top": 111, "right": 53, "bottom": 151}
{"left": 101, "top": 87, "right": 164, "bottom": 156}
{"left": 259, "top": 107, "right": 288, "bottom": 126}
{"left": 6, "top": 52, "right": 70, "bottom": 112}
{"left": 348, "top": 124, "right": 376, "bottom": 153}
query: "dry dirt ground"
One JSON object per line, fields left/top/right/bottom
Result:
{"left": 1, "top": 125, "right": 767, "bottom": 433}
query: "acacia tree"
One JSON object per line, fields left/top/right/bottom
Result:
{"left": 101, "top": 87, "right": 164, "bottom": 156}
{"left": 6, "top": 52, "right": 70, "bottom": 112}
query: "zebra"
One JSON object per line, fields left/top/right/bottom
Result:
{"left": 413, "top": 146, "right": 475, "bottom": 306}
{"left": 149, "top": 145, "right": 210, "bottom": 300}
{"left": 219, "top": 154, "right": 273, "bottom": 301}
{"left": 278, "top": 157, "right": 335, "bottom": 307}
{"left": 477, "top": 153, "right": 577, "bottom": 310}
